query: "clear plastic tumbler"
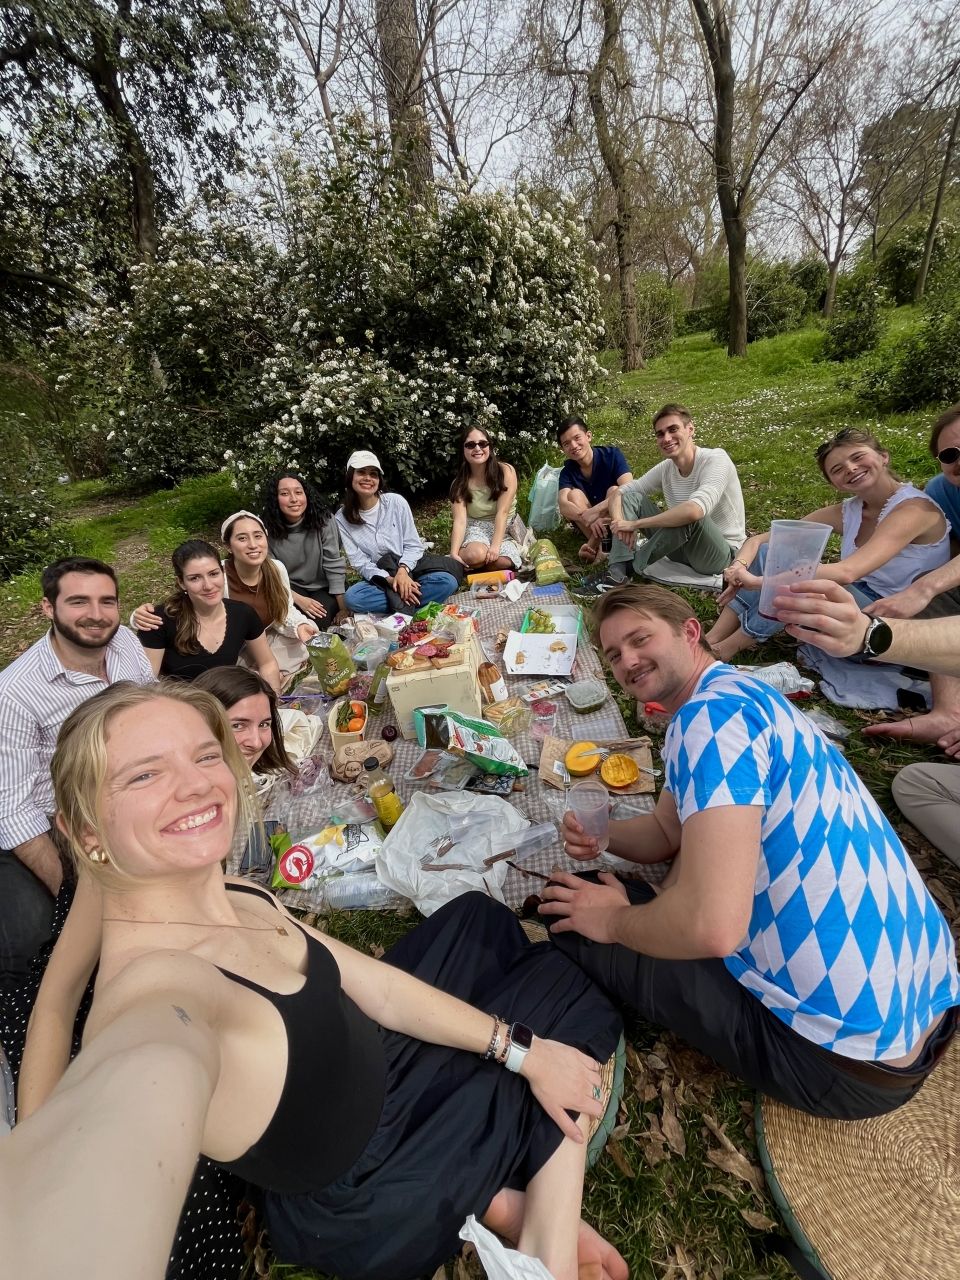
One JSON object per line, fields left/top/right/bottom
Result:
{"left": 567, "top": 780, "right": 610, "bottom": 854}
{"left": 758, "top": 520, "right": 832, "bottom": 620}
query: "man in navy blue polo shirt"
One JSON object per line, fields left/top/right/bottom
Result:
{"left": 556, "top": 415, "right": 632, "bottom": 563}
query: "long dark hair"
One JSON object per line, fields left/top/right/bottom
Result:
{"left": 449, "top": 424, "right": 506, "bottom": 505}
{"left": 341, "top": 464, "right": 386, "bottom": 525}
{"left": 194, "top": 667, "right": 296, "bottom": 776}
{"left": 162, "top": 539, "right": 223, "bottom": 655}
{"left": 260, "top": 471, "right": 331, "bottom": 540}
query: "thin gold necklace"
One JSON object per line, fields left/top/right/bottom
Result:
{"left": 103, "top": 914, "right": 288, "bottom": 936}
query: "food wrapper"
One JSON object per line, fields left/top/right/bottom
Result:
{"left": 459, "top": 1218, "right": 554, "bottom": 1279}
{"left": 483, "top": 696, "right": 532, "bottom": 737}
{"left": 414, "top": 707, "right": 528, "bottom": 777}
{"left": 307, "top": 632, "right": 356, "bottom": 696}
{"left": 270, "top": 819, "right": 385, "bottom": 890}
{"left": 529, "top": 537, "right": 569, "bottom": 585}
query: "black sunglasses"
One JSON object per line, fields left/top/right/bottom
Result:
{"left": 937, "top": 447, "right": 960, "bottom": 465}
{"left": 465, "top": 439, "right": 490, "bottom": 451}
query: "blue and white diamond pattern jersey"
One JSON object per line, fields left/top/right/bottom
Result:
{"left": 665, "top": 664, "right": 959, "bottom": 1061}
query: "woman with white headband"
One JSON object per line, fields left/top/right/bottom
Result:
{"left": 335, "top": 450, "right": 465, "bottom": 614}
{"left": 132, "top": 511, "right": 319, "bottom": 677}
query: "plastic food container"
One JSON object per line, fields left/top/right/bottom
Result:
{"left": 565, "top": 679, "right": 608, "bottom": 714}
{"left": 530, "top": 699, "right": 558, "bottom": 741}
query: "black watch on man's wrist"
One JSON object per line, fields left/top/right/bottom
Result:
{"left": 860, "top": 616, "right": 893, "bottom": 659}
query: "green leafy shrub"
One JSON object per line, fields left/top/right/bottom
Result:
{"left": 709, "top": 261, "right": 808, "bottom": 344}
{"left": 874, "top": 216, "right": 957, "bottom": 305}
{"left": 675, "top": 306, "right": 714, "bottom": 337}
{"left": 90, "top": 135, "right": 605, "bottom": 496}
{"left": 822, "top": 269, "right": 888, "bottom": 362}
{"left": 789, "top": 260, "right": 829, "bottom": 313}
{"left": 0, "top": 477, "right": 71, "bottom": 579}
{"left": 634, "top": 275, "right": 682, "bottom": 361}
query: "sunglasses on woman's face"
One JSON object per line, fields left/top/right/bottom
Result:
{"left": 465, "top": 439, "right": 490, "bottom": 451}
{"left": 937, "top": 447, "right": 960, "bottom": 465}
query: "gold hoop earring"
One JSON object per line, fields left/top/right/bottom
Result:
{"left": 87, "top": 848, "right": 109, "bottom": 864}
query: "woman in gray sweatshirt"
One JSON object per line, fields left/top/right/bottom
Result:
{"left": 261, "top": 471, "right": 347, "bottom": 628}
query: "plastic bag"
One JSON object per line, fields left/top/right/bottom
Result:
{"left": 527, "top": 463, "right": 562, "bottom": 533}
{"left": 376, "top": 792, "right": 528, "bottom": 915}
{"left": 529, "top": 537, "right": 570, "bottom": 585}
{"left": 735, "top": 661, "right": 815, "bottom": 698}
{"left": 415, "top": 707, "right": 528, "bottom": 777}
{"left": 307, "top": 632, "right": 356, "bottom": 696}
{"left": 271, "top": 819, "right": 385, "bottom": 890}
{"left": 459, "top": 1217, "right": 554, "bottom": 1280}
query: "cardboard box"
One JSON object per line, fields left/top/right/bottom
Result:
{"left": 386, "top": 634, "right": 483, "bottom": 738}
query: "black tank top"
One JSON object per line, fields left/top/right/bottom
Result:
{"left": 214, "top": 884, "right": 387, "bottom": 1193}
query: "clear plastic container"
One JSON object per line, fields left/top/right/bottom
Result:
{"left": 565, "top": 678, "right": 608, "bottom": 714}
{"left": 353, "top": 640, "right": 390, "bottom": 672}
{"left": 447, "top": 810, "right": 500, "bottom": 842}
{"left": 489, "top": 821, "right": 558, "bottom": 859}
{"left": 323, "top": 872, "right": 406, "bottom": 911}
{"left": 530, "top": 699, "right": 558, "bottom": 740}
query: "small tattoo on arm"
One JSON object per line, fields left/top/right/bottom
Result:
{"left": 172, "top": 1005, "right": 191, "bottom": 1025}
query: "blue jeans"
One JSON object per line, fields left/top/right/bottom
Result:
{"left": 344, "top": 572, "right": 460, "bottom": 615}
{"left": 730, "top": 546, "right": 878, "bottom": 641}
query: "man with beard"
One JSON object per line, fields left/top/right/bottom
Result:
{"left": 0, "top": 558, "right": 154, "bottom": 975}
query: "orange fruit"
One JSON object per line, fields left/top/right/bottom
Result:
{"left": 600, "top": 754, "right": 640, "bottom": 788}
{"left": 346, "top": 717, "right": 364, "bottom": 733}
{"left": 565, "top": 742, "right": 601, "bottom": 777}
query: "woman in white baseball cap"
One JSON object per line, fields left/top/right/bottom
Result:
{"left": 335, "top": 450, "right": 464, "bottom": 613}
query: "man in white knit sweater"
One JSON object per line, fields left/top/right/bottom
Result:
{"left": 580, "top": 404, "right": 745, "bottom": 594}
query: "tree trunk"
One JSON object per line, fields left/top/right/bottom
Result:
{"left": 824, "top": 259, "right": 841, "bottom": 317}
{"left": 691, "top": 0, "right": 747, "bottom": 356}
{"left": 375, "top": 0, "right": 434, "bottom": 194}
{"left": 89, "top": 32, "right": 159, "bottom": 263}
{"left": 587, "top": 0, "right": 640, "bottom": 370}
{"left": 915, "top": 97, "right": 960, "bottom": 302}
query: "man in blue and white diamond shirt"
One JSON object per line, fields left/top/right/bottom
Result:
{"left": 0, "top": 557, "right": 154, "bottom": 979}
{"left": 540, "top": 584, "right": 959, "bottom": 1118}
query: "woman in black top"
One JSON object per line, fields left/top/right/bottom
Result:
{"left": 261, "top": 471, "right": 347, "bottom": 627}
{"left": 5, "top": 682, "right": 627, "bottom": 1280}
{"left": 137, "top": 540, "right": 281, "bottom": 692}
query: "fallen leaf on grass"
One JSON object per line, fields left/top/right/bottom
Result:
{"left": 927, "top": 878, "right": 957, "bottom": 914}
{"left": 660, "top": 1077, "right": 687, "bottom": 1157}
{"left": 740, "top": 1208, "right": 778, "bottom": 1231}
{"left": 706, "top": 1146, "right": 764, "bottom": 1195}
{"left": 606, "top": 1136, "right": 636, "bottom": 1178}
{"left": 704, "top": 1179, "right": 739, "bottom": 1203}
{"left": 672, "top": 1243, "right": 697, "bottom": 1279}
{"left": 701, "top": 1112, "right": 736, "bottom": 1151}
{"left": 647, "top": 1051, "right": 669, "bottom": 1071}
{"left": 369, "top": 942, "right": 386, "bottom": 958}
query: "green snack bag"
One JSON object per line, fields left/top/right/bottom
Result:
{"left": 307, "top": 632, "right": 356, "bottom": 696}
{"left": 530, "top": 537, "right": 569, "bottom": 585}
{"left": 414, "top": 706, "right": 528, "bottom": 777}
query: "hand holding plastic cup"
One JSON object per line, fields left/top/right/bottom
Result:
{"left": 567, "top": 780, "right": 609, "bottom": 855}
{"left": 758, "top": 520, "right": 832, "bottom": 620}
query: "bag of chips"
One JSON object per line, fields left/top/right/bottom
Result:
{"left": 529, "top": 537, "right": 569, "bottom": 585}
{"left": 306, "top": 632, "right": 355, "bottom": 696}
{"left": 414, "top": 707, "right": 528, "bottom": 777}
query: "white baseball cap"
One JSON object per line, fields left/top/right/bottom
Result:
{"left": 347, "top": 449, "right": 382, "bottom": 472}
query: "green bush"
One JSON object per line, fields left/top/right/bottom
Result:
{"left": 856, "top": 271, "right": 960, "bottom": 409}
{"left": 634, "top": 275, "right": 682, "bottom": 361}
{"left": 874, "top": 216, "right": 957, "bottom": 305}
{"left": 675, "top": 306, "right": 714, "bottom": 337}
{"left": 789, "top": 260, "right": 829, "bottom": 313}
{"left": 822, "top": 269, "right": 888, "bottom": 362}
{"left": 86, "top": 134, "right": 606, "bottom": 495}
{"left": 709, "top": 261, "right": 808, "bottom": 344}
{"left": 0, "top": 476, "right": 71, "bottom": 579}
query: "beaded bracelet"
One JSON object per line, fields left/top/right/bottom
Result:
{"left": 483, "top": 1014, "right": 505, "bottom": 1062}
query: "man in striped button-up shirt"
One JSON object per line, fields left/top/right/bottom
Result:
{"left": 0, "top": 557, "right": 154, "bottom": 978}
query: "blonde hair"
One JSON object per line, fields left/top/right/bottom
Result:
{"left": 52, "top": 680, "right": 258, "bottom": 885}
{"left": 590, "top": 583, "right": 713, "bottom": 654}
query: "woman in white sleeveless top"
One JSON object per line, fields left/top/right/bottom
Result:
{"left": 707, "top": 428, "right": 949, "bottom": 662}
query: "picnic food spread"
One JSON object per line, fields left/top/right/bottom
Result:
{"left": 600, "top": 753, "right": 640, "bottom": 788}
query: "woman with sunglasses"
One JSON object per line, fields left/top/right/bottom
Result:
{"left": 336, "top": 450, "right": 464, "bottom": 614}
{"left": 4, "top": 681, "right": 626, "bottom": 1280}
{"left": 705, "top": 427, "right": 950, "bottom": 663}
{"left": 449, "top": 425, "right": 522, "bottom": 570}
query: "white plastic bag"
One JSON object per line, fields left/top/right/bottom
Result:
{"left": 459, "top": 1217, "right": 555, "bottom": 1279}
{"left": 527, "top": 463, "right": 562, "bottom": 533}
{"left": 375, "top": 792, "right": 528, "bottom": 915}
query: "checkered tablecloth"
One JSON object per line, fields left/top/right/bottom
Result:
{"left": 259, "top": 587, "right": 663, "bottom": 911}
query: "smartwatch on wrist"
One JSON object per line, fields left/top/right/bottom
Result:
{"left": 504, "top": 1022, "right": 534, "bottom": 1073}
{"left": 860, "top": 616, "right": 893, "bottom": 659}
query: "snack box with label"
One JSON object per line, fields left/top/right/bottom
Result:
{"left": 386, "top": 633, "right": 483, "bottom": 738}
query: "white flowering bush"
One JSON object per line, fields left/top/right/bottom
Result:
{"left": 0, "top": 472, "right": 70, "bottom": 579}
{"left": 90, "top": 134, "right": 605, "bottom": 493}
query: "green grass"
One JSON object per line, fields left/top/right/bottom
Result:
{"left": 3, "top": 311, "right": 957, "bottom": 1280}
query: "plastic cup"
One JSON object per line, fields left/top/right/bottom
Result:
{"left": 757, "top": 520, "right": 832, "bottom": 620}
{"left": 567, "top": 780, "right": 610, "bottom": 854}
